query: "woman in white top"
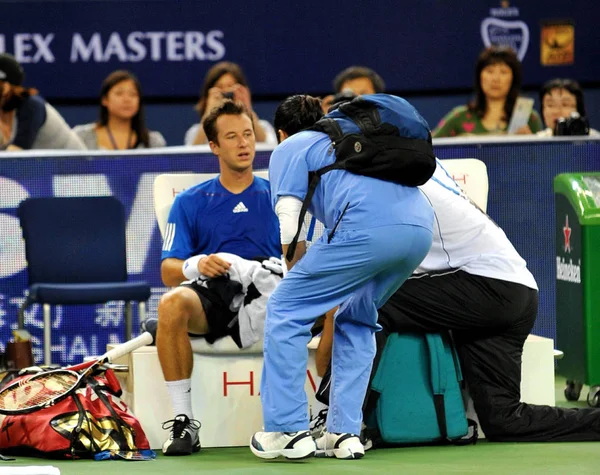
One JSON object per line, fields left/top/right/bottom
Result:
{"left": 74, "top": 70, "right": 166, "bottom": 149}
{"left": 537, "top": 78, "right": 600, "bottom": 137}
{"left": 184, "top": 61, "right": 277, "bottom": 146}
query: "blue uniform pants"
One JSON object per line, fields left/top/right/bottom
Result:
{"left": 260, "top": 224, "right": 432, "bottom": 434}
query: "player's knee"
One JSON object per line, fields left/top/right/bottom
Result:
{"left": 158, "top": 287, "right": 198, "bottom": 327}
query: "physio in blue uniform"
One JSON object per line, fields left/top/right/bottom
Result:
{"left": 251, "top": 94, "right": 434, "bottom": 460}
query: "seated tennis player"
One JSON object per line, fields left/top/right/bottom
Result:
{"left": 157, "top": 101, "right": 281, "bottom": 456}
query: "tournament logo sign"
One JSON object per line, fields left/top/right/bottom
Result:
{"left": 481, "top": 1, "right": 530, "bottom": 61}
{"left": 541, "top": 20, "right": 575, "bottom": 66}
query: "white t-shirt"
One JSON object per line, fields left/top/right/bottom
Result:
{"left": 415, "top": 160, "right": 538, "bottom": 290}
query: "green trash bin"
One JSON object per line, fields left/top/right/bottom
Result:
{"left": 554, "top": 173, "right": 600, "bottom": 406}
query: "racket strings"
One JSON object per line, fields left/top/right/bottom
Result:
{"left": 0, "top": 371, "right": 79, "bottom": 411}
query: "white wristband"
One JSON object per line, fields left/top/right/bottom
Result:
{"left": 182, "top": 254, "right": 206, "bottom": 281}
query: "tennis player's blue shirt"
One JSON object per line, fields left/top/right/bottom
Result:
{"left": 269, "top": 131, "right": 433, "bottom": 232}
{"left": 161, "top": 176, "right": 281, "bottom": 261}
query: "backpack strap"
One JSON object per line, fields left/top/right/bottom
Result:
{"left": 425, "top": 333, "right": 450, "bottom": 440}
{"left": 311, "top": 117, "right": 345, "bottom": 143}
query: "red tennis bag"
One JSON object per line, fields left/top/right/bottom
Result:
{"left": 0, "top": 368, "right": 151, "bottom": 459}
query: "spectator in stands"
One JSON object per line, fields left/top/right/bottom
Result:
{"left": 537, "top": 78, "right": 600, "bottom": 137}
{"left": 157, "top": 101, "right": 281, "bottom": 456}
{"left": 184, "top": 61, "right": 277, "bottom": 146}
{"left": 0, "top": 53, "right": 86, "bottom": 151}
{"left": 74, "top": 70, "right": 166, "bottom": 149}
{"left": 321, "top": 66, "right": 385, "bottom": 112}
{"left": 433, "top": 46, "right": 543, "bottom": 137}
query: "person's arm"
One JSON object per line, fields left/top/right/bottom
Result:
{"left": 282, "top": 241, "right": 306, "bottom": 270}
{"left": 191, "top": 122, "right": 210, "bottom": 145}
{"left": 161, "top": 254, "right": 232, "bottom": 287}
{"left": 191, "top": 87, "right": 226, "bottom": 145}
{"left": 275, "top": 196, "right": 307, "bottom": 269}
{"left": 161, "top": 257, "right": 187, "bottom": 287}
{"left": 13, "top": 96, "right": 46, "bottom": 149}
{"left": 250, "top": 111, "right": 267, "bottom": 143}
{"left": 315, "top": 308, "right": 336, "bottom": 377}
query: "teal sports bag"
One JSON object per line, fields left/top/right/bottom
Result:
{"left": 366, "top": 332, "right": 477, "bottom": 445}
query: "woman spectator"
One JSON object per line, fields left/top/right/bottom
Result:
{"left": 433, "top": 46, "right": 543, "bottom": 138}
{"left": 184, "top": 61, "right": 277, "bottom": 145}
{"left": 537, "top": 78, "right": 599, "bottom": 137}
{"left": 74, "top": 70, "right": 166, "bottom": 149}
{"left": 0, "top": 53, "right": 86, "bottom": 151}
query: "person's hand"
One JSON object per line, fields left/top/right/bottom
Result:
{"left": 0, "top": 118, "right": 12, "bottom": 145}
{"left": 198, "top": 254, "right": 231, "bottom": 278}
{"left": 203, "top": 87, "right": 226, "bottom": 118}
{"left": 232, "top": 84, "right": 253, "bottom": 111}
{"left": 515, "top": 124, "right": 533, "bottom": 135}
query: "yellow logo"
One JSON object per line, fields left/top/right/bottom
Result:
{"left": 541, "top": 21, "right": 574, "bottom": 66}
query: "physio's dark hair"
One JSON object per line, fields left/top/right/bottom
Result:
{"left": 468, "top": 46, "right": 522, "bottom": 120}
{"left": 203, "top": 100, "right": 254, "bottom": 144}
{"left": 98, "top": 70, "right": 149, "bottom": 147}
{"left": 539, "top": 78, "right": 586, "bottom": 119}
{"left": 274, "top": 95, "right": 324, "bottom": 143}
{"left": 195, "top": 61, "right": 249, "bottom": 117}
{"left": 333, "top": 66, "right": 386, "bottom": 94}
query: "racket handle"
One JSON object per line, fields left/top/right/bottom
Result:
{"left": 104, "top": 331, "right": 154, "bottom": 363}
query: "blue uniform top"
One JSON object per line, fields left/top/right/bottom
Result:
{"left": 269, "top": 94, "right": 434, "bottom": 233}
{"left": 269, "top": 133, "right": 434, "bottom": 233}
{"left": 161, "top": 176, "right": 282, "bottom": 260}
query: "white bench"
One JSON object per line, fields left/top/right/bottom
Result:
{"left": 111, "top": 338, "right": 323, "bottom": 449}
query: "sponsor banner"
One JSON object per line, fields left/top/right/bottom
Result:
{"left": 481, "top": 3, "right": 530, "bottom": 61}
{"left": 0, "top": 0, "right": 598, "bottom": 99}
{"left": 540, "top": 20, "right": 575, "bottom": 66}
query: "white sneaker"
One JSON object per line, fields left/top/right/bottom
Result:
{"left": 315, "top": 432, "right": 365, "bottom": 459}
{"left": 250, "top": 430, "right": 316, "bottom": 460}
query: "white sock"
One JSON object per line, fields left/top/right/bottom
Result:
{"left": 165, "top": 378, "right": 194, "bottom": 421}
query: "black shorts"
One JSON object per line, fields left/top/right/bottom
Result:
{"left": 180, "top": 279, "right": 242, "bottom": 348}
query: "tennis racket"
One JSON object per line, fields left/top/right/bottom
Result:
{"left": 0, "top": 331, "right": 154, "bottom": 415}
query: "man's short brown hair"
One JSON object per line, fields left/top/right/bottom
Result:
{"left": 203, "top": 101, "right": 254, "bottom": 144}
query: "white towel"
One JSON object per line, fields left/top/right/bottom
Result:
{"left": 195, "top": 253, "right": 283, "bottom": 348}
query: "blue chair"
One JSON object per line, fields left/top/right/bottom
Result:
{"left": 17, "top": 196, "right": 151, "bottom": 365}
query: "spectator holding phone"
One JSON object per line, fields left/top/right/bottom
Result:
{"left": 432, "top": 46, "right": 542, "bottom": 138}
{"left": 184, "top": 62, "right": 277, "bottom": 145}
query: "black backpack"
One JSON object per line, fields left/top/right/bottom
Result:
{"left": 286, "top": 95, "right": 436, "bottom": 261}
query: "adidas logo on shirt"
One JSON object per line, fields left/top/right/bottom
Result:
{"left": 233, "top": 201, "right": 249, "bottom": 213}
